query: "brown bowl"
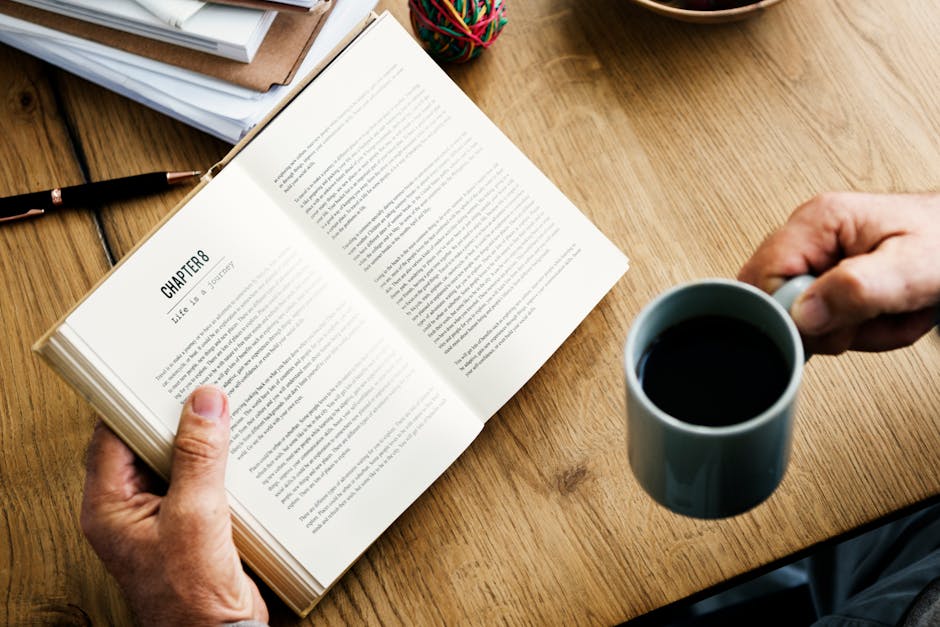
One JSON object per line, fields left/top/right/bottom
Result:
{"left": 628, "top": 0, "right": 784, "bottom": 23}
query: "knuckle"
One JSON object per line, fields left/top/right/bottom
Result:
{"left": 832, "top": 260, "right": 875, "bottom": 312}
{"left": 800, "top": 192, "right": 848, "bottom": 228}
{"left": 799, "top": 192, "right": 835, "bottom": 218}
{"left": 173, "top": 432, "right": 223, "bottom": 466}
{"left": 811, "top": 191, "right": 842, "bottom": 209}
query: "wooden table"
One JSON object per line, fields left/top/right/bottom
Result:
{"left": 2, "top": 0, "right": 939, "bottom": 624}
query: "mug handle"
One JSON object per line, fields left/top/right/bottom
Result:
{"left": 771, "top": 274, "right": 815, "bottom": 360}
{"left": 772, "top": 274, "right": 816, "bottom": 313}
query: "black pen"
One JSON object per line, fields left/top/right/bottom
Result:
{"left": 0, "top": 170, "right": 202, "bottom": 224}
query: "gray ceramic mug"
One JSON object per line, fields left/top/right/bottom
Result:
{"left": 624, "top": 276, "right": 813, "bottom": 519}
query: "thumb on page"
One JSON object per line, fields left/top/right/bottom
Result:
{"left": 167, "top": 386, "right": 231, "bottom": 510}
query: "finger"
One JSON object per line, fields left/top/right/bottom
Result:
{"left": 738, "top": 194, "right": 847, "bottom": 293}
{"left": 738, "top": 192, "right": 914, "bottom": 294}
{"left": 81, "top": 421, "right": 156, "bottom": 549}
{"left": 801, "top": 326, "right": 859, "bottom": 356}
{"left": 166, "top": 386, "right": 231, "bottom": 510}
{"left": 84, "top": 420, "right": 143, "bottom": 504}
{"left": 849, "top": 308, "right": 940, "bottom": 352}
{"left": 791, "top": 245, "right": 934, "bottom": 336}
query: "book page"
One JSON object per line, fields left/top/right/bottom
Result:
{"left": 63, "top": 165, "right": 481, "bottom": 587}
{"left": 235, "top": 13, "right": 629, "bottom": 421}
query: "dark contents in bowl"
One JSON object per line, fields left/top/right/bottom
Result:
{"left": 661, "top": 0, "right": 759, "bottom": 9}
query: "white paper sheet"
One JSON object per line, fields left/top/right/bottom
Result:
{"left": 133, "top": 0, "right": 205, "bottom": 29}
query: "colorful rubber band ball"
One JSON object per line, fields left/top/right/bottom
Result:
{"left": 409, "top": 0, "right": 508, "bottom": 63}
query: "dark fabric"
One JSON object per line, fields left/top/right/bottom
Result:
{"left": 901, "top": 578, "right": 940, "bottom": 627}
{"left": 808, "top": 504, "right": 940, "bottom": 627}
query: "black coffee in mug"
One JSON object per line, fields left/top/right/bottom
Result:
{"left": 637, "top": 315, "right": 790, "bottom": 427}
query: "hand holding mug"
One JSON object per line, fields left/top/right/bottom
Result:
{"left": 738, "top": 192, "right": 940, "bottom": 354}
{"left": 625, "top": 192, "right": 940, "bottom": 519}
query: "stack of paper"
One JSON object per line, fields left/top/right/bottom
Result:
{"left": 12, "top": 0, "right": 276, "bottom": 62}
{"left": 0, "top": 0, "right": 377, "bottom": 143}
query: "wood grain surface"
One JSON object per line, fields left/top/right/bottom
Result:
{"left": 0, "top": 47, "right": 123, "bottom": 624}
{"left": 2, "top": 0, "right": 939, "bottom": 624}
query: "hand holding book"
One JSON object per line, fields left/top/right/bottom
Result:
{"left": 82, "top": 387, "right": 269, "bottom": 625}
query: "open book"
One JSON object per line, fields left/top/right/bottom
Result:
{"left": 35, "top": 12, "right": 628, "bottom": 616}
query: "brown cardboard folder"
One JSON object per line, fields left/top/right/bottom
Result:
{"left": 0, "top": 1, "right": 333, "bottom": 92}
{"left": 210, "top": 0, "right": 321, "bottom": 12}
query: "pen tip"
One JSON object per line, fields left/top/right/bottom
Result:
{"left": 167, "top": 171, "right": 203, "bottom": 185}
